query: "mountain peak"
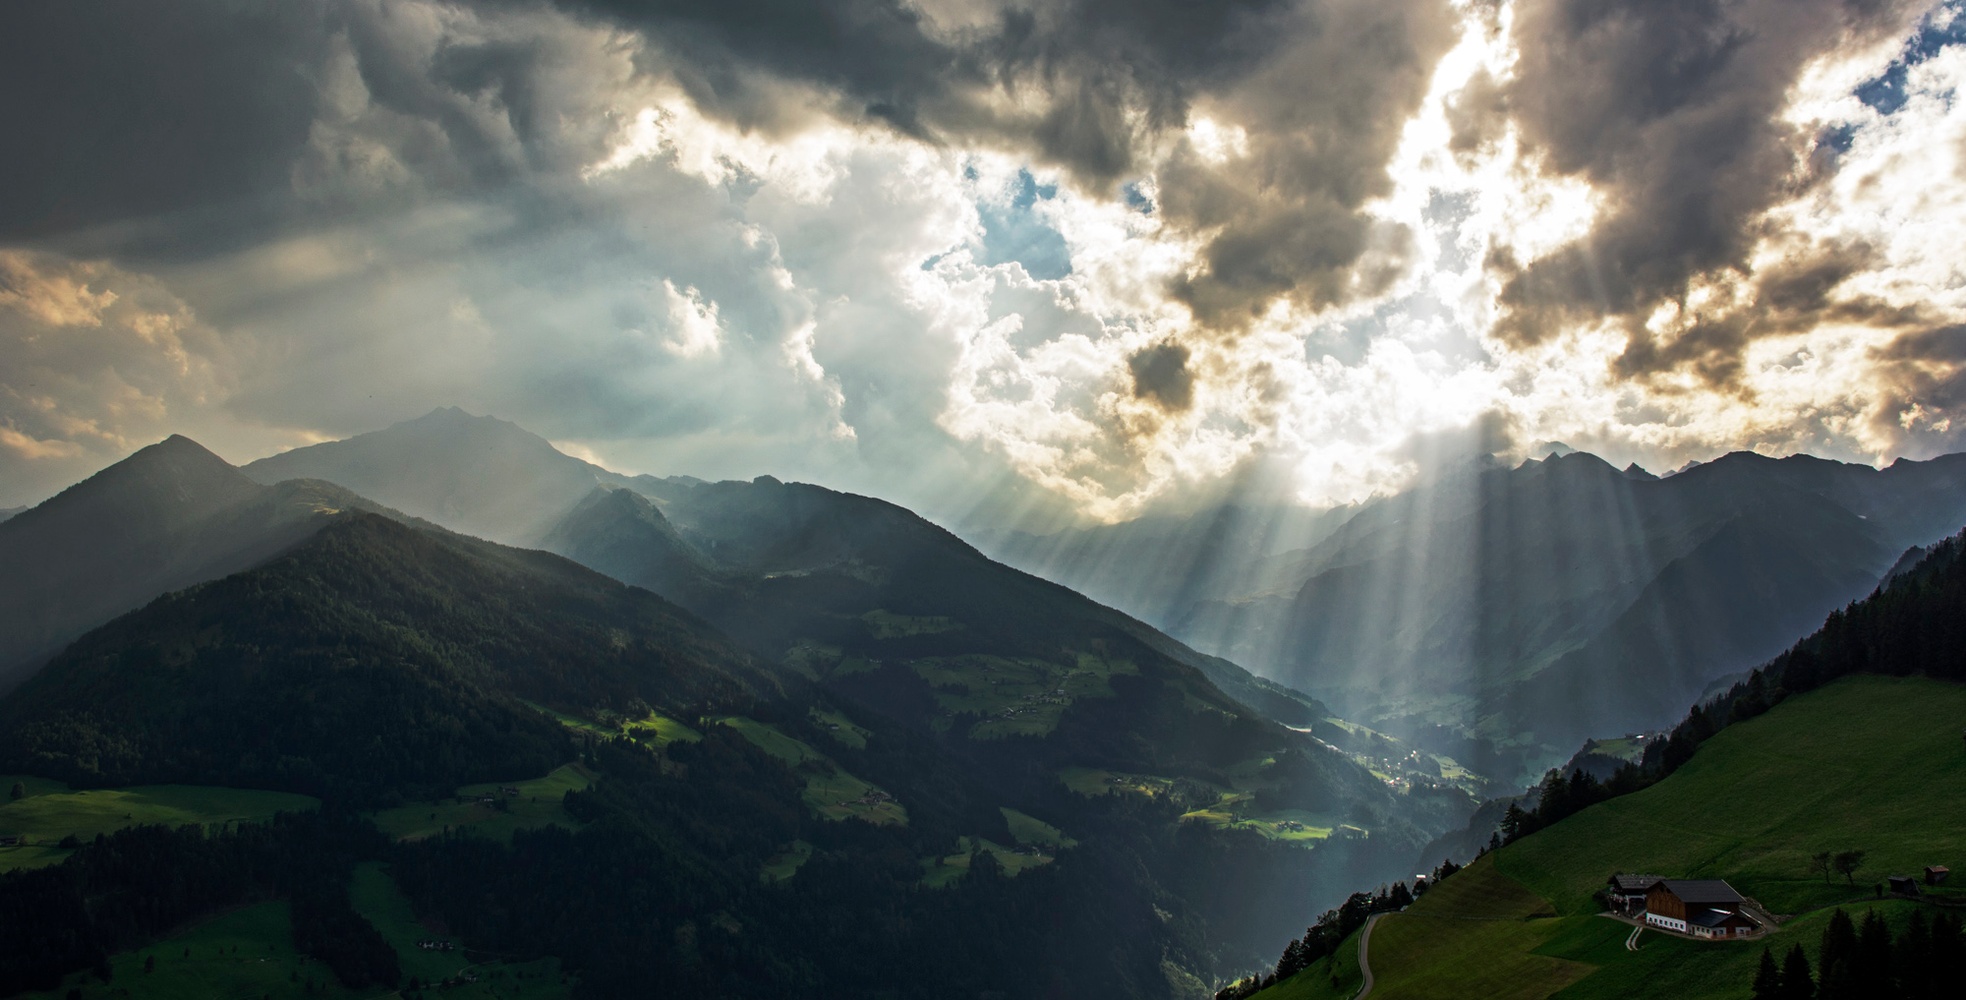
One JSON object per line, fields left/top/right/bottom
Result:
{"left": 45, "top": 435, "right": 257, "bottom": 515}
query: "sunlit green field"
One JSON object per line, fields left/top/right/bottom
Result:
{"left": 1000, "top": 807, "right": 1076, "bottom": 848}
{"left": 1495, "top": 675, "right": 1966, "bottom": 916}
{"left": 1058, "top": 765, "right": 1179, "bottom": 798}
{"left": 716, "top": 717, "right": 907, "bottom": 825}
{"left": 366, "top": 763, "right": 594, "bottom": 842}
{"left": 809, "top": 707, "right": 872, "bottom": 748}
{"left": 1318, "top": 676, "right": 1966, "bottom": 1000}
{"left": 920, "top": 836, "right": 1058, "bottom": 887}
{"left": 918, "top": 808, "right": 1078, "bottom": 887}
{"left": 0, "top": 778, "right": 318, "bottom": 872}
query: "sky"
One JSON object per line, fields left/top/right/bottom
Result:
{"left": 5, "top": 0, "right": 1966, "bottom": 526}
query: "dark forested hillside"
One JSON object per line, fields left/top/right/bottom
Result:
{"left": 0, "top": 436, "right": 417, "bottom": 691}
{"left": 0, "top": 513, "right": 770, "bottom": 805}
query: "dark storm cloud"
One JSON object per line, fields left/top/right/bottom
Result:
{"left": 1496, "top": 0, "right": 1928, "bottom": 382}
{"left": 0, "top": 1, "right": 333, "bottom": 259}
{"left": 555, "top": 0, "right": 1292, "bottom": 180}
{"left": 557, "top": 0, "right": 1455, "bottom": 330}
{"left": 1128, "top": 341, "right": 1195, "bottom": 411}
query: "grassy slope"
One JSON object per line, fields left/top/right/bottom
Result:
{"left": 715, "top": 717, "right": 907, "bottom": 825}
{"left": 0, "top": 778, "right": 318, "bottom": 873}
{"left": 1357, "top": 676, "right": 1966, "bottom": 1000}
{"left": 366, "top": 763, "right": 594, "bottom": 842}
{"left": 350, "top": 861, "right": 570, "bottom": 997}
{"left": 1495, "top": 675, "right": 1966, "bottom": 916}
{"left": 18, "top": 902, "right": 367, "bottom": 1000}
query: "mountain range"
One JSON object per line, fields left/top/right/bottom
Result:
{"left": 988, "top": 448, "right": 1966, "bottom": 774}
{"left": 0, "top": 408, "right": 1455, "bottom": 995}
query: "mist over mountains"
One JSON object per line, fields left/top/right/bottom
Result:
{"left": 987, "top": 447, "right": 1966, "bottom": 775}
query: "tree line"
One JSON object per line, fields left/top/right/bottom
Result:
{"left": 1751, "top": 907, "right": 1963, "bottom": 1000}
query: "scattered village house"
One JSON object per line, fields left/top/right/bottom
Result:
{"left": 1927, "top": 865, "right": 1950, "bottom": 886}
{"left": 1643, "top": 879, "right": 1758, "bottom": 939}
{"left": 1889, "top": 875, "right": 1922, "bottom": 896}
{"left": 1605, "top": 873, "right": 1663, "bottom": 914}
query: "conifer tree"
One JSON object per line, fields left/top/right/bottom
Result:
{"left": 1781, "top": 944, "right": 1815, "bottom": 1000}
{"left": 1752, "top": 948, "right": 1782, "bottom": 999}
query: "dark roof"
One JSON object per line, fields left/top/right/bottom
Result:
{"left": 1656, "top": 879, "right": 1744, "bottom": 905}
{"left": 1610, "top": 874, "right": 1664, "bottom": 891}
{"left": 1690, "top": 909, "right": 1755, "bottom": 928}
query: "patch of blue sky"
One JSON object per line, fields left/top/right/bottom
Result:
{"left": 976, "top": 169, "right": 1073, "bottom": 281}
{"left": 1855, "top": 2, "right": 1966, "bottom": 115}
{"left": 1304, "top": 291, "right": 1485, "bottom": 369}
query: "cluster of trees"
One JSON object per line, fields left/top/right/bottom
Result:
{"left": 1212, "top": 859, "right": 1463, "bottom": 999}
{"left": 1751, "top": 907, "right": 1963, "bottom": 1000}
{"left": 1806, "top": 850, "right": 1869, "bottom": 886}
{"left": 1498, "top": 530, "right": 1966, "bottom": 849}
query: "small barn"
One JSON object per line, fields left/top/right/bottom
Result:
{"left": 1889, "top": 875, "right": 1922, "bottom": 896}
{"left": 1644, "top": 879, "right": 1756, "bottom": 938}
{"left": 1927, "top": 866, "right": 1950, "bottom": 886}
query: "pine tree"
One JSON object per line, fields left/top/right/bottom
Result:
{"left": 1897, "top": 909, "right": 1931, "bottom": 1000}
{"left": 1781, "top": 944, "right": 1815, "bottom": 1000}
{"left": 1854, "top": 909, "right": 1893, "bottom": 991}
{"left": 1818, "top": 909, "right": 1858, "bottom": 1000}
{"left": 1752, "top": 948, "right": 1782, "bottom": 999}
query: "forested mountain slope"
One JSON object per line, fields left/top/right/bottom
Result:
{"left": 0, "top": 435, "right": 416, "bottom": 691}
{"left": 0, "top": 512, "right": 769, "bottom": 804}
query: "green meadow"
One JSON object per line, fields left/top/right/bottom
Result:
{"left": 1268, "top": 676, "right": 1966, "bottom": 1000}
{"left": 716, "top": 717, "right": 907, "bottom": 825}
{"left": 861, "top": 608, "right": 961, "bottom": 638}
{"left": 1249, "top": 926, "right": 1365, "bottom": 1000}
{"left": 350, "top": 861, "right": 571, "bottom": 997}
{"left": 909, "top": 650, "right": 1138, "bottom": 739}
{"left": 0, "top": 779, "right": 318, "bottom": 872}
{"left": 366, "top": 763, "right": 594, "bottom": 842}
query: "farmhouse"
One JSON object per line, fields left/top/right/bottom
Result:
{"left": 1606, "top": 873, "right": 1663, "bottom": 912}
{"left": 1644, "top": 879, "right": 1757, "bottom": 938}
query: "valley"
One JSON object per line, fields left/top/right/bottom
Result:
{"left": 0, "top": 412, "right": 1961, "bottom": 1000}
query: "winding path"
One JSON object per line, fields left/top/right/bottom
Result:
{"left": 1354, "top": 913, "right": 1384, "bottom": 999}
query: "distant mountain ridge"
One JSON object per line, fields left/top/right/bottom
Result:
{"left": 1168, "top": 449, "right": 1966, "bottom": 763}
{"left": 979, "top": 446, "right": 1966, "bottom": 778}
